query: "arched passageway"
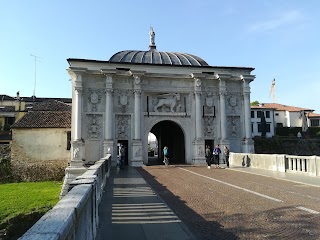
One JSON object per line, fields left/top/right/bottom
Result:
{"left": 150, "top": 120, "right": 185, "bottom": 164}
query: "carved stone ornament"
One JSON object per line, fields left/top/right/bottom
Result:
{"left": 204, "top": 116, "right": 215, "bottom": 137}
{"left": 227, "top": 116, "right": 240, "bottom": 138}
{"left": 73, "top": 147, "right": 80, "bottom": 159}
{"left": 87, "top": 114, "right": 102, "bottom": 139}
{"left": 133, "top": 75, "right": 141, "bottom": 85}
{"left": 205, "top": 97, "right": 213, "bottom": 107}
{"left": 154, "top": 93, "right": 181, "bottom": 113}
{"left": 195, "top": 78, "right": 201, "bottom": 87}
{"left": 116, "top": 115, "right": 130, "bottom": 139}
{"left": 88, "top": 89, "right": 101, "bottom": 112}
{"left": 134, "top": 147, "right": 142, "bottom": 157}
{"left": 228, "top": 95, "right": 237, "bottom": 107}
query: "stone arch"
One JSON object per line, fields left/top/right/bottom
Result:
{"left": 144, "top": 116, "right": 190, "bottom": 164}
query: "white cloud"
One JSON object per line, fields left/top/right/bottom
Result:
{"left": 249, "top": 10, "right": 303, "bottom": 32}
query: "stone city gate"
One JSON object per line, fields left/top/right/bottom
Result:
{"left": 60, "top": 29, "right": 255, "bottom": 195}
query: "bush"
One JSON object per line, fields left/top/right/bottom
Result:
{"left": 0, "top": 157, "right": 13, "bottom": 183}
{"left": 11, "top": 160, "right": 67, "bottom": 182}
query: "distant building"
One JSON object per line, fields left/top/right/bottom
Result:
{"left": 10, "top": 100, "right": 71, "bottom": 165}
{"left": 251, "top": 105, "right": 276, "bottom": 138}
{"left": 251, "top": 103, "right": 320, "bottom": 138}
{"left": 0, "top": 92, "right": 71, "bottom": 144}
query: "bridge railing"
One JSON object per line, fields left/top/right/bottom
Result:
{"left": 230, "top": 153, "right": 320, "bottom": 177}
{"left": 20, "top": 154, "right": 112, "bottom": 240}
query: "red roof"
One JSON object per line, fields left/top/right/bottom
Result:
{"left": 256, "top": 103, "right": 313, "bottom": 112}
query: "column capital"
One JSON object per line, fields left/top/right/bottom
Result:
{"left": 133, "top": 89, "right": 142, "bottom": 95}
{"left": 105, "top": 89, "right": 114, "bottom": 94}
{"left": 240, "top": 74, "right": 255, "bottom": 83}
{"left": 75, "top": 87, "right": 83, "bottom": 93}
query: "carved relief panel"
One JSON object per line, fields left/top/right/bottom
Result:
{"left": 227, "top": 94, "right": 240, "bottom": 114}
{"left": 204, "top": 92, "right": 215, "bottom": 115}
{"left": 116, "top": 115, "right": 131, "bottom": 139}
{"left": 86, "top": 114, "right": 103, "bottom": 139}
{"left": 227, "top": 116, "right": 240, "bottom": 138}
{"left": 83, "top": 88, "right": 104, "bottom": 112}
{"left": 203, "top": 116, "right": 215, "bottom": 137}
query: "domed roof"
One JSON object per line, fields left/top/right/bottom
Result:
{"left": 109, "top": 28, "right": 208, "bottom": 67}
{"left": 109, "top": 49, "right": 209, "bottom": 66}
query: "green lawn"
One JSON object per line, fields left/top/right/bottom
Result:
{"left": 0, "top": 181, "right": 62, "bottom": 225}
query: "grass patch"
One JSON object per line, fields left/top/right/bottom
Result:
{"left": 0, "top": 181, "right": 62, "bottom": 225}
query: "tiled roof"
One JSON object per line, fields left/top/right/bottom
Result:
{"left": 259, "top": 103, "right": 314, "bottom": 112}
{"left": 0, "top": 95, "right": 15, "bottom": 101}
{"left": 0, "top": 106, "right": 15, "bottom": 112}
{"left": 11, "top": 100, "right": 71, "bottom": 128}
{"left": 251, "top": 105, "right": 276, "bottom": 110}
{"left": 11, "top": 111, "right": 71, "bottom": 128}
{"left": 32, "top": 100, "right": 71, "bottom": 111}
{"left": 308, "top": 112, "right": 320, "bottom": 118}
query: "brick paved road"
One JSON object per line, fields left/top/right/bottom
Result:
{"left": 137, "top": 166, "right": 320, "bottom": 240}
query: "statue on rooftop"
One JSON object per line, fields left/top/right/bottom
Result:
{"left": 149, "top": 27, "right": 155, "bottom": 46}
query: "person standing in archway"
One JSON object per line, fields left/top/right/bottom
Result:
{"left": 119, "top": 144, "right": 126, "bottom": 170}
{"left": 163, "top": 146, "right": 169, "bottom": 167}
{"left": 205, "top": 145, "right": 212, "bottom": 169}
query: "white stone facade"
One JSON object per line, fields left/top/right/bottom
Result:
{"left": 66, "top": 62, "right": 255, "bottom": 169}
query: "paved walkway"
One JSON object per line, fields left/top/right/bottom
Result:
{"left": 96, "top": 166, "right": 196, "bottom": 240}
{"left": 228, "top": 165, "right": 320, "bottom": 187}
{"left": 96, "top": 164, "right": 320, "bottom": 240}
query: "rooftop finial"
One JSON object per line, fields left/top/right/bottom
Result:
{"left": 149, "top": 26, "right": 156, "bottom": 50}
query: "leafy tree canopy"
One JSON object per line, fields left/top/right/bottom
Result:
{"left": 251, "top": 100, "right": 260, "bottom": 106}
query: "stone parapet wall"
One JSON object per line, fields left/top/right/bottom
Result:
{"left": 230, "top": 152, "right": 320, "bottom": 177}
{"left": 20, "top": 154, "right": 111, "bottom": 240}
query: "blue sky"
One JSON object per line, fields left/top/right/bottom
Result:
{"left": 1, "top": 0, "right": 320, "bottom": 112}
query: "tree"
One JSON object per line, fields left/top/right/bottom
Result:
{"left": 251, "top": 100, "right": 260, "bottom": 106}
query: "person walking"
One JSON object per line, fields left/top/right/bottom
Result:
{"left": 224, "top": 146, "right": 230, "bottom": 168}
{"left": 119, "top": 144, "right": 125, "bottom": 170}
{"left": 163, "top": 146, "right": 169, "bottom": 167}
{"left": 205, "top": 145, "right": 212, "bottom": 169}
{"left": 213, "top": 144, "right": 221, "bottom": 168}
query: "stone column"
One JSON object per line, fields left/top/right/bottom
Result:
{"left": 192, "top": 77, "right": 205, "bottom": 164}
{"left": 105, "top": 89, "right": 113, "bottom": 140}
{"left": 131, "top": 74, "right": 143, "bottom": 166}
{"left": 103, "top": 74, "right": 115, "bottom": 163}
{"left": 134, "top": 89, "right": 141, "bottom": 140}
{"left": 195, "top": 92, "right": 202, "bottom": 139}
{"left": 74, "top": 86, "right": 82, "bottom": 141}
{"left": 60, "top": 70, "right": 86, "bottom": 198}
{"left": 219, "top": 78, "right": 227, "bottom": 140}
{"left": 241, "top": 75, "right": 255, "bottom": 153}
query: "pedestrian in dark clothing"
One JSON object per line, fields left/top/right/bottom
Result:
{"left": 213, "top": 145, "right": 221, "bottom": 168}
{"left": 224, "top": 146, "right": 230, "bottom": 168}
{"left": 205, "top": 145, "right": 212, "bottom": 169}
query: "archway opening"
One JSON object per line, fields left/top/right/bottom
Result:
{"left": 149, "top": 120, "right": 185, "bottom": 165}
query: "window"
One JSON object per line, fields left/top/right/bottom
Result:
{"left": 258, "top": 123, "right": 271, "bottom": 133}
{"left": 67, "top": 131, "right": 71, "bottom": 150}
{"left": 311, "top": 119, "right": 320, "bottom": 127}
{"left": 251, "top": 111, "right": 255, "bottom": 118}
{"left": 257, "top": 111, "right": 262, "bottom": 118}
{"left": 275, "top": 113, "right": 279, "bottom": 116}
{"left": 251, "top": 123, "right": 254, "bottom": 132}
{"left": 5, "top": 117, "right": 15, "bottom": 125}
{"left": 266, "top": 111, "right": 270, "bottom": 118}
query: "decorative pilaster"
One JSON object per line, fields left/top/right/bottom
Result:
{"left": 130, "top": 73, "right": 144, "bottom": 166}
{"left": 103, "top": 74, "right": 115, "bottom": 164}
{"left": 241, "top": 75, "right": 255, "bottom": 153}
{"left": 219, "top": 77, "right": 227, "bottom": 141}
{"left": 134, "top": 89, "right": 141, "bottom": 140}
{"left": 192, "top": 76, "right": 206, "bottom": 164}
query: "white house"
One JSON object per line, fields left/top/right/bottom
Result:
{"left": 251, "top": 105, "right": 275, "bottom": 138}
